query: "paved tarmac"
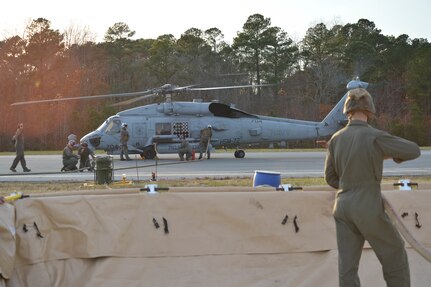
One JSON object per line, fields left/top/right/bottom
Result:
{"left": 0, "top": 150, "right": 430, "bottom": 182}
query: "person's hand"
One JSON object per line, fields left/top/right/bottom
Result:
{"left": 316, "top": 140, "right": 328, "bottom": 148}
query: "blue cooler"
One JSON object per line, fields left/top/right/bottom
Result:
{"left": 253, "top": 170, "right": 281, "bottom": 187}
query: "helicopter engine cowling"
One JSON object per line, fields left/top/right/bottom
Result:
{"left": 157, "top": 102, "right": 212, "bottom": 116}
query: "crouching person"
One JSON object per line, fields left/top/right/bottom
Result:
{"left": 62, "top": 140, "right": 79, "bottom": 171}
{"left": 78, "top": 141, "right": 95, "bottom": 171}
{"left": 178, "top": 138, "right": 192, "bottom": 161}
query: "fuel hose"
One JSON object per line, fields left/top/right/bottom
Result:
{"left": 382, "top": 194, "right": 431, "bottom": 263}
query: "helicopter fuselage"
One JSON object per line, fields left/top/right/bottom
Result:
{"left": 81, "top": 95, "right": 347, "bottom": 159}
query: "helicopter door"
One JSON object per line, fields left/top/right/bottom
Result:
{"left": 131, "top": 122, "right": 146, "bottom": 149}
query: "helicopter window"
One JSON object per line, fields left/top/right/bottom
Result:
{"left": 96, "top": 121, "right": 108, "bottom": 133}
{"left": 209, "top": 102, "right": 257, "bottom": 118}
{"left": 155, "top": 123, "right": 172, "bottom": 135}
{"left": 105, "top": 118, "right": 122, "bottom": 135}
{"left": 173, "top": 122, "right": 189, "bottom": 138}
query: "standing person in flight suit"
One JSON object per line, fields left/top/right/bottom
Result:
{"left": 120, "top": 123, "right": 131, "bottom": 161}
{"left": 10, "top": 123, "right": 31, "bottom": 172}
{"left": 324, "top": 88, "right": 420, "bottom": 287}
{"left": 198, "top": 125, "right": 212, "bottom": 159}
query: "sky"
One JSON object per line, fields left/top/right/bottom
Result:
{"left": 1, "top": 0, "right": 430, "bottom": 44}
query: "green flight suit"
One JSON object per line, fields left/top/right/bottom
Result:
{"left": 198, "top": 127, "right": 212, "bottom": 159}
{"left": 178, "top": 139, "right": 192, "bottom": 161}
{"left": 324, "top": 120, "right": 420, "bottom": 287}
{"left": 62, "top": 145, "right": 79, "bottom": 171}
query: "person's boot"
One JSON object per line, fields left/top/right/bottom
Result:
{"left": 10, "top": 167, "right": 16, "bottom": 172}
{"left": 23, "top": 168, "right": 31, "bottom": 172}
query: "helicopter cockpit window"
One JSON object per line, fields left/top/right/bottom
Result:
{"left": 155, "top": 123, "right": 172, "bottom": 135}
{"left": 104, "top": 118, "right": 122, "bottom": 135}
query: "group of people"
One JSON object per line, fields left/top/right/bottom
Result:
{"left": 62, "top": 122, "right": 132, "bottom": 171}
{"left": 177, "top": 125, "right": 213, "bottom": 161}
{"left": 61, "top": 134, "right": 95, "bottom": 172}
{"left": 8, "top": 124, "right": 95, "bottom": 173}
{"left": 9, "top": 120, "right": 210, "bottom": 171}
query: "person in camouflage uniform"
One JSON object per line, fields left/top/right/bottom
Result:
{"left": 62, "top": 140, "right": 79, "bottom": 171}
{"left": 324, "top": 88, "right": 420, "bottom": 287}
{"left": 78, "top": 141, "right": 95, "bottom": 171}
{"left": 178, "top": 137, "right": 192, "bottom": 161}
{"left": 198, "top": 125, "right": 212, "bottom": 159}
{"left": 120, "top": 123, "right": 131, "bottom": 161}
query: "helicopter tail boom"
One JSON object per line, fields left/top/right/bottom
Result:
{"left": 317, "top": 78, "right": 370, "bottom": 137}
{"left": 317, "top": 92, "right": 348, "bottom": 137}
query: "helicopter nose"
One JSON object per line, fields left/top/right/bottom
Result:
{"left": 89, "top": 136, "right": 101, "bottom": 148}
{"left": 81, "top": 132, "right": 101, "bottom": 148}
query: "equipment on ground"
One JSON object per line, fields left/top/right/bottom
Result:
{"left": 95, "top": 156, "right": 113, "bottom": 184}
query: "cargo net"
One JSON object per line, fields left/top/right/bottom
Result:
{"left": 173, "top": 122, "right": 189, "bottom": 139}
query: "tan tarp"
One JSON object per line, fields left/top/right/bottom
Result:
{"left": 0, "top": 203, "right": 15, "bottom": 280}
{"left": 1, "top": 188, "right": 430, "bottom": 286}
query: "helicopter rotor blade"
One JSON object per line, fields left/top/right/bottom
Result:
{"left": 188, "top": 83, "right": 275, "bottom": 91}
{"left": 109, "top": 93, "right": 157, "bottom": 107}
{"left": 10, "top": 90, "right": 156, "bottom": 106}
{"left": 10, "top": 83, "right": 275, "bottom": 106}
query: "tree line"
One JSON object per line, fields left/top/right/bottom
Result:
{"left": 1, "top": 14, "right": 430, "bottom": 150}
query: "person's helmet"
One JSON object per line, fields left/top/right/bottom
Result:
{"left": 68, "top": 134, "right": 77, "bottom": 142}
{"left": 207, "top": 124, "right": 212, "bottom": 128}
{"left": 122, "top": 123, "right": 128, "bottom": 127}
{"left": 343, "top": 88, "right": 376, "bottom": 115}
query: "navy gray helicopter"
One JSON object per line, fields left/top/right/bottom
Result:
{"left": 11, "top": 78, "right": 368, "bottom": 159}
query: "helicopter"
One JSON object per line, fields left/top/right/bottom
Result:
{"left": 11, "top": 78, "right": 368, "bottom": 159}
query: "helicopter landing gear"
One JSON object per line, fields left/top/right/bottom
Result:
{"left": 141, "top": 147, "right": 156, "bottom": 159}
{"left": 234, "top": 150, "right": 245, "bottom": 158}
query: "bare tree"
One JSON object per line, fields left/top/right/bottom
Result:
{"left": 63, "top": 22, "right": 96, "bottom": 48}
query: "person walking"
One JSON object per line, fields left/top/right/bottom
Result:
{"left": 120, "top": 123, "right": 131, "bottom": 161}
{"left": 198, "top": 125, "right": 212, "bottom": 159}
{"left": 10, "top": 123, "right": 31, "bottom": 172}
{"left": 324, "top": 88, "right": 420, "bottom": 287}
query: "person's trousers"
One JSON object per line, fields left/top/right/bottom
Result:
{"left": 334, "top": 193, "right": 410, "bottom": 287}
{"left": 11, "top": 151, "right": 27, "bottom": 169}
{"left": 120, "top": 144, "right": 130, "bottom": 159}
